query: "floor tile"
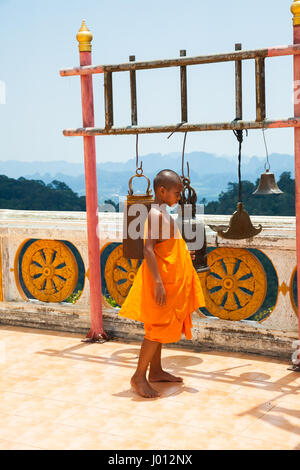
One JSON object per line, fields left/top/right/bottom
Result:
{"left": 0, "top": 325, "right": 298, "bottom": 450}
{"left": 0, "top": 439, "right": 42, "bottom": 450}
{"left": 241, "top": 402, "right": 300, "bottom": 449}
{"left": 0, "top": 412, "right": 41, "bottom": 441}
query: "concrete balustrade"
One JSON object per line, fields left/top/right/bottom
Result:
{"left": 0, "top": 209, "right": 298, "bottom": 358}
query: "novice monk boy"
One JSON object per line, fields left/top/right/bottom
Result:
{"left": 119, "top": 169, "right": 206, "bottom": 398}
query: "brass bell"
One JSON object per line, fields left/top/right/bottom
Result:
{"left": 123, "top": 171, "right": 154, "bottom": 260}
{"left": 252, "top": 169, "right": 283, "bottom": 195}
{"left": 178, "top": 175, "right": 210, "bottom": 273}
{"left": 209, "top": 202, "right": 262, "bottom": 240}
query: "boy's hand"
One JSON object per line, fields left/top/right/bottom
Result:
{"left": 154, "top": 281, "right": 166, "bottom": 306}
{"left": 190, "top": 250, "right": 196, "bottom": 260}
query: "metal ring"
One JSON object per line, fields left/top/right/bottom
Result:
{"left": 128, "top": 173, "right": 152, "bottom": 196}
{"left": 181, "top": 176, "right": 190, "bottom": 186}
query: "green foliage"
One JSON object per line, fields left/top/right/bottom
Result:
{"left": 105, "top": 295, "right": 118, "bottom": 308}
{"left": 0, "top": 175, "right": 86, "bottom": 211}
{"left": 65, "top": 290, "right": 82, "bottom": 304}
{"left": 204, "top": 171, "right": 295, "bottom": 216}
{"left": 104, "top": 199, "right": 119, "bottom": 212}
{"left": 250, "top": 306, "right": 274, "bottom": 322}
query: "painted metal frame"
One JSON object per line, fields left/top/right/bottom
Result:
{"left": 59, "top": 5, "right": 300, "bottom": 342}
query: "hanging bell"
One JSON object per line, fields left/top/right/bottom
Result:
{"left": 252, "top": 169, "right": 283, "bottom": 195}
{"left": 123, "top": 170, "right": 154, "bottom": 259}
{"left": 209, "top": 202, "right": 262, "bottom": 240}
{"left": 208, "top": 126, "right": 263, "bottom": 240}
{"left": 178, "top": 174, "right": 210, "bottom": 273}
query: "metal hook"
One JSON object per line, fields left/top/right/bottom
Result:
{"left": 232, "top": 121, "right": 248, "bottom": 204}
{"left": 167, "top": 122, "right": 185, "bottom": 139}
{"left": 181, "top": 131, "right": 188, "bottom": 178}
{"left": 262, "top": 126, "right": 271, "bottom": 172}
{"left": 135, "top": 134, "right": 143, "bottom": 174}
{"left": 135, "top": 134, "right": 139, "bottom": 169}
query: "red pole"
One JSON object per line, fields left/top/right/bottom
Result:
{"left": 77, "top": 20, "right": 107, "bottom": 341}
{"left": 292, "top": 2, "right": 300, "bottom": 346}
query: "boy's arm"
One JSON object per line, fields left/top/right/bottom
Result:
{"left": 144, "top": 209, "right": 166, "bottom": 306}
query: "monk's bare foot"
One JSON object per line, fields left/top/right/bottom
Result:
{"left": 149, "top": 370, "right": 183, "bottom": 383}
{"left": 130, "top": 375, "right": 161, "bottom": 398}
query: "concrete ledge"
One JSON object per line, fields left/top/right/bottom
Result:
{"left": 0, "top": 303, "right": 297, "bottom": 359}
{"left": 103, "top": 310, "right": 297, "bottom": 359}
{"left": 0, "top": 302, "right": 90, "bottom": 335}
{"left": 189, "top": 316, "right": 297, "bottom": 359}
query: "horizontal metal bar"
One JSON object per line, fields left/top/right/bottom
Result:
{"left": 62, "top": 118, "right": 300, "bottom": 136}
{"left": 59, "top": 44, "right": 300, "bottom": 77}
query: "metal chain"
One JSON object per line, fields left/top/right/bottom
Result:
{"left": 233, "top": 124, "right": 248, "bottom": 204}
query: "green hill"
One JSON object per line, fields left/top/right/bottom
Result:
{"left": 0, "top": 176, "right": 86, "bottom": 211}
{"left": 203, "top": 171, "right": 295, "bottom": 216}
{"left": 0, "top": 171, "right": 295, "bottom": 216}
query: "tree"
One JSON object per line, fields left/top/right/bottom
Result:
{"left": 104, "top": 199, "right": 119, "bottom": 212}
{"left": 204, "top": 172, "right": 295, "bottom": 216}
{"left": 0, "top": 176, "right": 86, "bottom": 211}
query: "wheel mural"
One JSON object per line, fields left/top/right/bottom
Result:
{"left": 202, "top": 247, "right": 267, "bottom": 321}
{"left": 20, "top": 239, "right": 78, "bottom": 302}
{"left": 290, "top": 266, "right": 298, "bottom": 316}
{"left": 103, "top": 244, "right": 142, "bottom": 307}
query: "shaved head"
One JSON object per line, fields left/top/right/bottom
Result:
{"left": 153, "top": 169, "right": 182, "bottom": 193}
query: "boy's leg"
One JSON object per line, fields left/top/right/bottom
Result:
{"left": 131, "top": 338, "right": 161, "bottom": 398}
{"left": 149, "top": 343, "right": 183, "bottom": 382}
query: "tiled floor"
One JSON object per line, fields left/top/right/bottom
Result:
{"left": 0, "top": 325, "right": 300, "bottom": 450}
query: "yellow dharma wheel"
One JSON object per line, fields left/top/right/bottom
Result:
{"left": 204, "top": 247, "right": 267, "bottom": 321}
{"left": 104, "top": 244, "right": 142, "bottom": 306}
{"left": 20, "top": 240, "right": 78, "bottom": 303}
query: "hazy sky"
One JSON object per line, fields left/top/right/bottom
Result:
{"left": 0, "top": 0, "right": 297, "bottom": 164}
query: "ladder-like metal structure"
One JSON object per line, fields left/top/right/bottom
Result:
{"left": 61, "top": 43, "right": 300, "bottom": 136}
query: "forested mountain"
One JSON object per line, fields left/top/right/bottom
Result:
{"left": 0, "top": 176, "right": 86, "bottom": 211}
{"left": 0, "top": 171, "right": 295, "bottom": 216}
{"left": 0, "top": 152, "right": 294, "bottom": 203}
{"left": 203, "top": 171, "right": 295, "bottom": 216}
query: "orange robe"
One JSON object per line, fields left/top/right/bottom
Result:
{"left": 119, "top": 227, "right": 206, "bottom": 344}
